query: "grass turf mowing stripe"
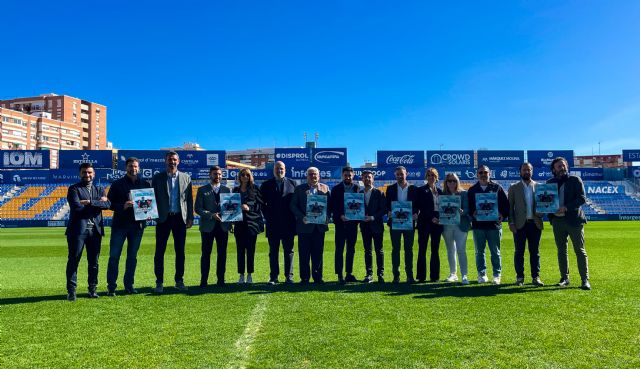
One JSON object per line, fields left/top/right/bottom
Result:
{"left": 228, "top": 293, "right": 269, "bottom": 369}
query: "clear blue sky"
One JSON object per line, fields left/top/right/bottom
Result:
{"left": 2, "top": 1, "right": 639, "bottom": 166}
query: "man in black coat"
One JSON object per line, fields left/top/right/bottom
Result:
{"left": 106, "top": 157, "right": 151, "bottom": 296}
{"left": 330, "top": 166, "right": 360, "bottom": 284}
{"left": 416, "top": 168, "right": 444, "bottom": 282}
{"left": 359, "top": 170, "right": 387, "bottom": 283}
{"left": 260, "top": 161, "right": 297, "bottom": 285}
{"left": 547, "top": 157, "right": 591, "bottom": 290}
{"left": 65, "top": 162, "right": 111, "bottom": 301}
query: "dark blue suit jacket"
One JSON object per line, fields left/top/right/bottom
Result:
{"left": 260, "top": 177, "right": 297, "bottom": 238}
{"left": 65, "top": 181, "right": 111, "bottom": 236}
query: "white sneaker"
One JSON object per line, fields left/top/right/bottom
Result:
{"left": 238, "top": 274, "right": 245, "bottom": 284}
{"left": 246, "top": 274, "right": 253, "bottom": 284}
{"left": 461, "top": 276, "right": 469, "bottom": 285}
{"left": 492, "top": 276, "right": 501, "bottom": 285}
{"left": 478, "top": 275, "right": 489, "bottom": 284}
{"left": 153, "top": 283, "right": 163, "bottom": 293}
{"left": 445, "top": 274, "right": 458, "bottom": 282}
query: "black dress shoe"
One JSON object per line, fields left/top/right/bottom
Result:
{"left": 392, "top": 276, "right": 400, "bottom": 284}
{"left": 345, "top": 274, "right": 358, "bottom": 283}
{"left": 377, "top": 276, "right": 385, "bottom": 284}
{"left": 125, "top": 286, "right": 138, "bottom": 294}
{"left": 216, "top": 280, "right": 226, "bottom": 287}
{"left": 88, "top": 290, "right": 100, "bottom": 298}
{"left": 67, "top": 291, "right": 77, "bottom": 302}
{"left": 581, "top": 280, "right": 591, "bottom": 290}
{"left": 557, "top": 279, "right": 570, "bottom": 287}
{"left": 407, "top": 277, "right": 416, "bottom": 284}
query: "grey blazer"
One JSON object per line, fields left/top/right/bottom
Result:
{"left": 195, "top": 183, "right": 231, "bottom": 233}
{"left": 508, "top": 181, "right": 544, "bottom": 230}
{"left": 290, "top": 182, "right": 331, "bottom": 234}
{"left": 152, "top": 171, "right": 194, "bottom": 224}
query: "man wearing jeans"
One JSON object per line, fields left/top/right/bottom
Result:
{"left": 106, "top": 157, "right": 150, "bottom": 296}
{"left": 467, "top": 165, "right": 509, "bottom": 285}
{"left": 547, "top": 157, "right": 591, "bottom": 290}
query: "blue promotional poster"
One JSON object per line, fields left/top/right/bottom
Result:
{"left": 306, "top": 194, "right": 328, "bottom": 224}
{"left": 131, "top": 188, "right": 159, "bottom": 221}
{"left": 534, "top": 184, "right": 559, "bottom": 213}
{"left": 344, "top": 193, "right": 365, "bottom": 221}
{"left": 438, "top": 195, "right": 461, "bottom": 225}
{"left": 475, "top": 193, "right": 499, "bottom": 221}
{"left": 220, "top": 193, "right": 243, "bottom": 222}
{"left": 391, "top": 201, "right": 413, "bottom": 230}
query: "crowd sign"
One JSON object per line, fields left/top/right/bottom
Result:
{"left": 275, "top": 148, "right": 311, "bottom": 168}
{"left": 527, "top": 150, "right": 574, "bottom": 168}
{"left": 117, "top": 150, "right": 225, "bottom": 169}
{"left": 426, "top": 150, "right": 474, "bottom": 167}
{"left": 477, "top": 150, "right": 524, "bottom": 167}
{"left": 58, "top": 150, "right": 113, "bottom": 169}
{"left": 1, "top": 150, "right": 50, "bottom": 169}
{"left": 311, "top": 148, "right": 347, "bottom": 166}
{"left": 377, "top": 151, "right": 424, "bottom": 167}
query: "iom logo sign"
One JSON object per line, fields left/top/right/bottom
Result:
{"left": 1, "top": 150, "right": 49, "bottom": 169}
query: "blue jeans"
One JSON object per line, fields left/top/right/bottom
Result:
{"left": 107, "top": 224, "right": 144, "bottom": 291}
{"left": 472, "top": 228, "right": 502, "bottom": 277}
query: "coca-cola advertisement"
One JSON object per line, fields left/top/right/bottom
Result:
{"left": 376, "top": 150, "right": 424, "bottom": 167}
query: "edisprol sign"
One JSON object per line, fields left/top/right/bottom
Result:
{"left": 1, "top": 150, "right": 50, "bottom": 169}
{"left": 586, "top": 185, "right": 623, "bottom": 194}
{"left": 527, "top": 150, "right": 574, "bottom": 168}
{"left": 477, "top": 150, "right": 524, "bottom": 167}
{"left": 117, "top": 150, "right": 225, "bottom": 169}
{"left": 275, "top": 148, "right": 311, "bottom": 167}
{"left": 58, "top": 150, "right": 113, "bottom": 169}
{"left": 426, "top": 150, "right": 474, "bottom": 167}
{"left": 376, "top": 151, "right": 424, "bottom": 167}
{"left": 622, "top": 149, "right": 640, "bottom": 162}
{"left": 311, "top": 148, "right": 347, "bottom": 166}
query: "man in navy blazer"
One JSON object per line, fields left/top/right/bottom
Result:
{"left": 195, "top": 165, "right": 231, "bottom": 287}
{"left": 65, "top": 162, "right": 111, "bottom": 301}
{"left": 330, "top": 166, "right": 360, "bottom": 284}
{"left": 359, "top": 170, "right": 387, "bottom": 283}
{"left": 260, "top": 161, "right": 297, "bottom": 285}
{"left": 385, "top": 166, "right": 419, "bottom": 283}
{"left": 152, "top": 151, "right": 194, "bottom": 293}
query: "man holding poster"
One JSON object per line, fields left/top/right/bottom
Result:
{"left": 385, "top": 166, "right": 419, "bottom": 284}
{"left": 329, "top": 166, "right": 361, "bottom": 284}
{"left": 508, "top": 163, "right": 544, "bottom": 287}
{"left": 468, "top": 165, "right": 509, "bottom": 285}
{"left": 290, "top": 167, "right": 331, "bottom": 284}
{"left": 359, "top": 170, "right": 386, "bottom": 283}
{"left": 106, "top": 157, "right": 152, "bottom": 296}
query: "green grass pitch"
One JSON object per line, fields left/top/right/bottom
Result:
{"left": 1, "top": 222, "right": 639, "bottom": 368}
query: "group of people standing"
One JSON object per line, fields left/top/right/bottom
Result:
{"left": 64, "top": 152, "right": 591, "bottom": 301}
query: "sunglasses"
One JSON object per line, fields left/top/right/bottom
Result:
{"left": 240, "top": 173, "right": 251, "bottom": 177}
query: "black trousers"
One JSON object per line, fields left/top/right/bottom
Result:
{"left": 334, "top": 222, "right": 358, "bottom": 275}
{"left": 514, "top": 221, "right": 542, "bottom": 279}
{"left": 234, "top": 225, "right": 257, "bottom": 274}
{"left": 268, "top": 235, "right": 295, "bottom": 280}
{"left": 201, "top": 224, "right": 229, "bottom": 284}
{"left": 416, "top": 224, "right": 443, "bottom": 281}
{"left": 154, "top": 214, "right": 187, "bottom": 284}
{"left": 361, "top": 226, "right": 384, "bottom": 277}
{"left": 298, "top": 229, "right": 325, "bottom": 282}
{"left": 66, "top": 228, "right": 101, "bottom": 292}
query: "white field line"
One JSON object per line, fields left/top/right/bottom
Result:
{"left": 227, "top": 294, "right": 268, "bottom": 369}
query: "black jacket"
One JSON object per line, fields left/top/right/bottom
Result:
{"left": 547, "top": 175, "right": 587, "bottom": 226}
{"left": 259, "top": 177, "right": 297, "bottom": 238}
{"left": 416, "top": 185, "right": 444, "bottom": 229}
{"left": 65, "top": 181, "right": 111, "bottom": 236}
{"left": 107, "top": 175, "right": 151, "bottom": 229}
{"left": 385, "top": 182, "right": 419, "bottom": 228}
{"left": 467, "top": 181, "right": 509, "bottom": 230}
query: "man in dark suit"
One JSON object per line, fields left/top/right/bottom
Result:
{"left": 385, "top": 166, "right": 419, "bottom": 284}
{"left": 330, "top": 166, "right": 360, "bottom": 284}
{"left": 65, "top": 162, "right": 111, "bottom": 301}
{"left": 416, "top": 168, "right": 444, "bottom": 283}
{"left": 290, "top": 167, "right": 331, "bottom": 284}
{"left": 152, "top": 151, "right": 194, "bottom": 293}
{"left": 106, "top": 157, "right": 151, "bottom": 296}
{"left": 195, "top": 165, "right": 231, "bottom": 287}
{"left": 547, "top": 157, "right": 590, "bottom": 290}
{"left": 260, "top": 161, "right": 297, "bottom": 285}
{"left": 508, "top": 162, "right": 544, "bottom": 287}
{"left": 359, "top": 170, "right": 386, "bottom": 283}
